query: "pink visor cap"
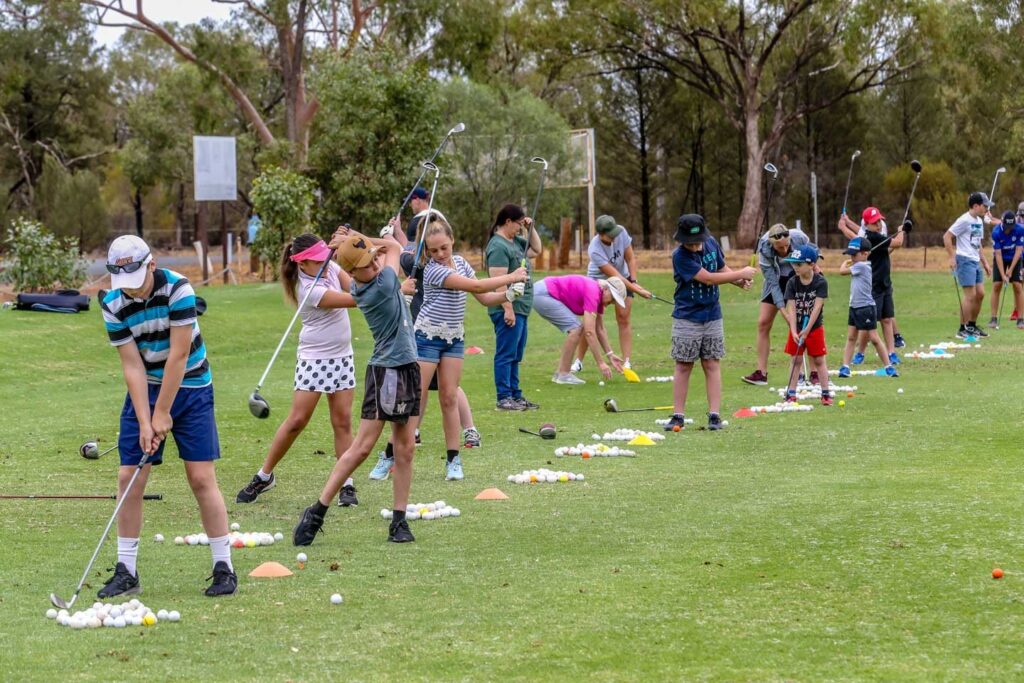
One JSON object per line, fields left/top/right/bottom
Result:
{"left": 290, "top": 240, "right": 332, "bottom": 263}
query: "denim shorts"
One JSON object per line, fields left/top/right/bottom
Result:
{"left": 955, "top": 255, "right": 984, "bottom": 286}
{"left": 415, "top": 330, "right": 465, "bottom": 362}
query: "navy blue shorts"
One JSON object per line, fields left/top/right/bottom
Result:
{"left": 118, "top": 384, "right": 220, "bottom": 466}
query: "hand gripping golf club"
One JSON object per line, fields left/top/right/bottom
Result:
{"left": 395, "top": 123, "right": 465, "bottom": 219}
{"left": 50, "top": 450, "right": 153, "bottom": 610}
{"left": 603, "top": 398, "right": 674, "bottom": 414}
{"left": 412, "top": 162, "right": 442, "bottom": 275}
{"left": 991, "top": 166, "right": 1006, "bottom": 204}
{"left": 842, "top": 150, "right": 861, "bottom": 216}
{"left": 249, "top": 246, "right": 338, "bottom": 418}
{"left": 760, "top": 163, "right": 779, "bottom": 234}
{"left": 870, "top": 160, "right": 922, "bottom": 254}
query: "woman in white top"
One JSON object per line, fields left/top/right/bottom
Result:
{"left": 236, "top": 233, "right": 360, "bottom": 506}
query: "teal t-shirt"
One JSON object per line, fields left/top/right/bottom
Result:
{"left": 484, "top": 234, "right": 533, "bottom": 316}
{"left": 351, "top": 266, "right": 417, "bottom": 367}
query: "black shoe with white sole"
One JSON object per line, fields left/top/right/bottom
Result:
{"left": 97, "top": 562, "right": 141, "bottom": 599}
{"left": 204, "top": 561, "right": 237, "bottom": 597}
{"left": 388, "top": 519, "right": 415, "bottom": 543}
{"left": 236, "top": 472, "right": 275, "bottom": 503}
{"left": 293, "top": 505, "right": 325, "bottom": 546}
{"left": 338, "top": 484, "right": 358, "bottom": 507}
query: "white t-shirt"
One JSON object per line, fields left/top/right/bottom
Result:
{"left": 948, "top": 211, "right": 984, "bottom": 261}
{"left": 586, "top": 231, "right": 632, "bottom": 280}
{"left": 297, "top": 261, "right": 354, "bottom": 360}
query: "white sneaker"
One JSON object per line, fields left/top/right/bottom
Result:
{"left": 553, "top": 373, "right": 586, "bottom": 385}
{"left": 570, "top": 358, "right": 583, "bottom": 373}
{"left": 623, "top": 358, "right": 632, "bottom": 370}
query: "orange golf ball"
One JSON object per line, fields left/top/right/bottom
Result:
{"left": 581, "top": 451, "right": 591, "bottom": 459}
{"left": 847, "top": 392, "right": 855, "bottom": 398}
{"left": 993, "top": 568, "right": 1004, "bottom": 579}
{"left": 672, "top": 425, "right": 681, "bottom": 432}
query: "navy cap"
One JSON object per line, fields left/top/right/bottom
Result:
{"left": 674, "top": 214, "right": 708, "bottom": 244}
{"left": 410, "top": 187, "right": 429, "bottom": 200}
{"left": 783, "top": 244, "right": 821, "bottom": 264}
{"left": 844, "top": 237, "right": 870, "bottom": 255}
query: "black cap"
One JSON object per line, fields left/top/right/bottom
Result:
{"left": 968, "top": 191, "right": 994, "bottom": 209}
{"left": 1004, "top": 210, "right": 1017, "bottom": 227}
{"left": 675, "top": 214, "right": 708, "bottom": 244}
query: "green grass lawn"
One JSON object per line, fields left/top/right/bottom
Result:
{"left": 2, "top": 271, "right": 1023, "bottom": 681}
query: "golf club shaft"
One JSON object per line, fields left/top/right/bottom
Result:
{"left": 412, "top": 167, "right": 442, "bottom": 274}
{"left": 529, "top": 162, "right": 548, "bottom": 225}
{"left": 518, "top": 428, "right": 542, "bottom": 437}
{"left": 991, "top": 169, "right": 1004, "bottom": 203}
{"left": 650, "top": 294, "right": 674, "bottom": 305}
{"left": 253, "top": 248, "right": 337, "bottom": 392}
{"left": 617, "top": 406, "right": 674, "bottom": 413}
{"left": 952, "top": 271, "right": 965, "bottom": 323}
{"left": 842, "top": 154, "right": 858, "bottom": 215}
{"left": 1, "top": 494, "right": 162, "bottom": 500}
{"left": 98, "top": 444, "right": 118, "bottom": 457}
{"left": 395, "top": 129, "right": 459, "bottom": 218}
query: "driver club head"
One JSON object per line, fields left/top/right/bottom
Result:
{"left": 763, "top": 162, "right": 778, "bottom": 177}
{"left": 80, "top": 441, "right": 99, "bottom": 460}
{"left": 538, "top": 423, "right": 557, "bottom": 439}
{"left": 531, "top": 156, "right": 549, "bottom": 170}
{"left": 910, "top": 159, "right": 922, "bottom": 173}
{"left": 248, "top": 391, "right": 270, "bottom": 419}
{"left": 603, "top": 398, "right": 619, "bottom": 413}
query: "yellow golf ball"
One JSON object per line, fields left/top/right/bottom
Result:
{"left": 838, "top": 400, "right": 846, "bottom": 407}
{"left": 245, "top": 538, "right": 256, "bottom": 548}
{"left": 142, "top": 614, "right": 156, "bottom": 626}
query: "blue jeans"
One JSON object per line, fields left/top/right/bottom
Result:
{"left": 490, "top": 311, "right": 529, "bottom": 400}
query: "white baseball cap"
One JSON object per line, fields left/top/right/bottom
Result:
{"left": 106, "top": 235, "right": 153, "bottom": 290}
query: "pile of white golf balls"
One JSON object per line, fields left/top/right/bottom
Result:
{"left": 775, "top": 384, "right": 857, "bottom": 400}
{"left": 906, "top": 351, "right": 955, "bottom": 359}
{"left": 508, "top": 469, "right": 583, "bottom": 484}
{"left": 174, "top": 530, "right": 283, "bottom": 548}
{"left": 555, "top": 443, "right": 635, "bottom": 457}
{"left": 825, "top": 369, "right": 882, "bottom": 377}
{"left": 644, "top": 376, "right": 673, "bottom": 382}
{"left": 930, "top": 342, "right": 977, "bottom": 350}
{"left": 381, "top": 501, "right": 460, "bottom": 521}
{"left": 747, "top": 402, "right": 815, "bottom": 414}
{"left": 591, "top": 428, "right": 666, "bottom": 442}
{"left": 47, "top": 599, "right": 180, "bottom": 629}
{"left": 654, "top": 418, "right": 695, "bottom": 427}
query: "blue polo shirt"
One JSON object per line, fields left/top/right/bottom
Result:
{"left": 992, "top": 223, "right": 1024, "bottom": 261}
{"left": 672, "top": 236, "right": 725, "bottom": 323}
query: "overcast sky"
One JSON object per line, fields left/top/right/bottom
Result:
{"left": 92, "top": 1, "right": 235, "bottom": 48}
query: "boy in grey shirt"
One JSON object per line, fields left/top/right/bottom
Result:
{"left": 837, "top": 238, "right": 896, "bottom": 378}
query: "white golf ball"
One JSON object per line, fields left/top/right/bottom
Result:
{"left": 113, "top": 616, "right": 127, "bottom": 628}
{"left": 599, "top": 381, "right": 605, "bottom": 386}
{"left": 408, "top": 511, "right": 420, "bottom": 521}
{"left": 45, "top": 608, "right": 57, "bottom": 619}
{"left": 274, "top": 532, "right": 284, "bottom": 542}
{"left": 154, "top": 533, "right": 164, "bottom": 543}
{"left": 380, "top": 508, "right": 393, "bottom": 520}
{"left": 198, "top": 533, "right": 209, "bottom": 545}
{"left": 450, "top": 508, "right": 461, "bottom": 517}
{"left": 103, "top": 616, "right": 114, "bottom": 628}
{"left": 423, "top": 511, "right": 436, "bottom": 521}
{"left": 721, "top": 420, "right": 729, "bottom": 427}
{"left": 230, "top": 522, "right": 240, "bottom": 531}
{"left": 157, "top": 609, "right": 169, "bottom": 620}
{"left": 330, "top": 593, "right": 343, "bottom": 605}
{"left": 167, "top": 610, "right": 181, "bottom": 622}
{"left": 297, "top": 552, "right": 308, "bottom": 563}
{"left": 576, "top": 474, "right": 585, "bottom": 482}
{"left": 174, "top": 536, "right": 185, "bottom": 545}
{"left": 897, "top": 388, "right": 904, "bottom": 394}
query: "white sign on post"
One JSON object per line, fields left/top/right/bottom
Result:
{"left": 193, "top": 136, "right": 237, "bottom": 201}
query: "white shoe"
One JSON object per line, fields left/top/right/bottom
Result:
{"left": 570, "top": 358, "right": 583, "bottom": 373}
{"left": 623, "top": 358, "right": 632, "bottom": 370}
{"left": 553, "top": 373, "right": 586, "bottom": 385}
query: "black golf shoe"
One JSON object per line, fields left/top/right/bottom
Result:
{"left": 97, "top": 562, "right": 141, "bottom": 599}
{"left": 338, "top": 484, "right": 359, "bottom": 507}
{"left": 293, "top": 504, "right": 325, "bottom": 546}
{"left": 204, "top": 561, "right": 237, "bottom": 597}
{"left": 388, "top": 519, "right": 415, "bottom": 543}
{"left": 236, "top": 472, "right": 275, "bottom": 503}
{"left": 707, "top": 413, "right": 724, "bottom": 430}
{"left": 664, "top": 413, "right": 686, "bottom": 431}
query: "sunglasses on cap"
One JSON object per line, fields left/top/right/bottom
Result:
{"left": 106, "top": 252, "right": 151, "bottom": 274}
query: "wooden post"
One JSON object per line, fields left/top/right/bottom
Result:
{"left": 559, "top": 217, "right": 571, "bottom": 268}
{"left": 196, "top": 203, "right": 209, "bottom": 283}
{"left": 221, "top": 203, "right": 229, "bottom": 284}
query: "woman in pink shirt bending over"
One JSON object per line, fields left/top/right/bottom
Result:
{"left": 532, "top": 274, "right": 627, "bottom": 384}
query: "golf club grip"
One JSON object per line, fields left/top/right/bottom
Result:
{"left": 518, "top": 427, "right": 540, "bottom": 436}
{"left": 254, "top": 248, "right": 337, "bottom": 390}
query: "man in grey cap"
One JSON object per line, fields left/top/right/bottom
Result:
{"left": 741, "top": 223, "right": 810, "bottom": 385}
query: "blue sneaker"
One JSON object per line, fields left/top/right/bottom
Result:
{"left": 885, "top": 365, "right": 899, "bottom": 377}
{"left": 838, "top": 365, "right": 851, "bottom": 378}
{"left": 851, "top": 352, "right": 865, "bottom": 365}
{"left": 888, "top": 352, "right": 900, "bottom": 365}
{"left": 445, "top": 456, "right": 464, "bottom": 481}
{"left": 369, "top": 452, "right": 393, "bottom": 481}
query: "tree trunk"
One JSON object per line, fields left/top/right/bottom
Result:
{"left": 133, "top": 187, "right": 144, "bottom": 237}
{"left": 635, "top": 68, "right": 652, "bottom": 249}
{"left": 735, "top": 113, "right": 765, "bottom": 248}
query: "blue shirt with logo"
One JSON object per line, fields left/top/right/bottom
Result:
{"left": 992, "top": 223, "right": 1024, "bottom": 261}
{"left": 672, "top": 236, "right": 725, "bottom": 322}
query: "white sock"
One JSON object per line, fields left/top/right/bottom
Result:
{"left": 256, "top": 469, "right": 271, "bottom": 481}
{"left": 209, "top": 534, "right": 233, "bottom": 572}
{"left": 117, "top": 537, "right": 139, "bottom": 576}
{"left": 343, "top": 477, "right": 353, "bottom": 487}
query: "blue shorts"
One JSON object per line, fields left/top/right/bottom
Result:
{"left": 956, "top": 255, "right": 984, "bottom": 287}
{"left": 415, "top": 330, "right": 465, "bottom": 362}
{"left": 118, "top": 384, "right": 220, "bottom": 466}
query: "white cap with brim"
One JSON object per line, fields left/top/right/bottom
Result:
{"left": 107, "top": 235, "right": 152, "bottom": 290}
{"left": 600, "top": 276, "right": 628, "bottom": 309}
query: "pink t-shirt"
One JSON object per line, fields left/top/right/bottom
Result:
{"left": 542, "top": 274, "right": 605, "bottom": 316}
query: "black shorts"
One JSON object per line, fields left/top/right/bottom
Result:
{"left": 848, "top": 305, "right": 878, "bottom": 331}
{"left": 761, "top": 275, "right": 792, "bottom": 305}
{"left": 873, "top": 289, "right": 895, "bottom": 320}
{"left": 361, "top": 363, "right": 421, "bottom": 423}
{"left": 992, "top": 258, "right": 1024, "bottom": 283}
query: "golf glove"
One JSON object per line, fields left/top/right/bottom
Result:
{"left": 506, "top": 282, "right": 526, "bottom": 302}
{"left": 379, "top": 224, "right": 395, "bottom": 238}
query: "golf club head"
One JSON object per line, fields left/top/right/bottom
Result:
{"left": 50, "top": 592, "right": 74, "bottom": 610}
{"left": 449, "top": 122, "right": 466, "bottom": 135}
{"left": 80, "top": 441, "right": 99, "bottom": 460}
{"left": 910, "top": 160, "right": 922, "bottom": 173}
{"left": 531, "top": 156, "right": 549, "bottom": 170}
{"left": 763, "top": 162, "right": 778, "bottom": 177}
{"left": 604, "top": 398, "right": 619, "bottom": 413}
{"left": 539, "top": 423, "right": 557, "bottom": 439}
{"left": 248, "top": 392, "right": 270, "bottom": 419}
{"left": 852, "top": 150, "right": 861, "bottom": 161}
{"left": 422, "top": 161, "right": 439, "bottom": 175}
{"left": 997, "top": 166, "right": 1006, "bottom": 174}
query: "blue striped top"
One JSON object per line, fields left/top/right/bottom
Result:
{"left": 101, "top": 269, "right": 211, "bottom": 387}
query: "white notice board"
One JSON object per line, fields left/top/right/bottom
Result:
{"left": 193, "top": 136, "right": 237, "bottom": 201}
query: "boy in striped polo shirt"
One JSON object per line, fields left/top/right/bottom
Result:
{"left": 99, "top": 235, "right": 236, "bottom": 597}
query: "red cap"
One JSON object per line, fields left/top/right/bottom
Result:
{"left": 862, "top": 206, "right": 885, "bottom": 224}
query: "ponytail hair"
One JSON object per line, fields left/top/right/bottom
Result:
{"left": 280, "top": 233, "right": 322, "bottom": 307}
{"left": 491, "top": 203, "right": 525, "bottom": 237}
{"left": 419, "top": 213, "right": 455, "bottom": 266}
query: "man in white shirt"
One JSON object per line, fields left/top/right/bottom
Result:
{"left": 944, "top": 191, "right": 994, "bottom": 338}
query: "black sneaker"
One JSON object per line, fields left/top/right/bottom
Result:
{"left": 204, "top": 561, "right": 238, "bottom": 597}
{"left": 515, "top": 397, "right": 540, "bottom": 410}
{"left": 496, "top": 397, "right": 526, "bottom": 411}
{"left": 293, "top": 505, "right": 325, "bottom": 546}
{"left": 415, "top": 429, "right": 422, "bottom": 446}
{"left": 707, "top": 413, "right": 723, "bottom": 430}
{"left": 97, "top": 562, "right": 141, "bottom": 599}
{"left": 894, "top": 333, "right": 906, "bottom": 348}
{"left": 388, "top": 519, "right": 415, "bottom": 543}
{"left": 970, "top": 325, "right": 989, "bottom": 338}
{"left": 955, "top": 327, "right": 968, "bottom": 339}
{"left": 338, "top": 484, "right": 359, "bottom": 507}
{"left": 664, "top": 413, "right": 686, "bottom": 431}
{"left": 236, "top": 472, "right": 275, "bottom": 503}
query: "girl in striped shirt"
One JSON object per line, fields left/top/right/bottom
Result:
{"left": 413, "top": 215, "right": 527, "bottom": 481}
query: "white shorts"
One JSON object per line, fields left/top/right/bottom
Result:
{"left": 295, "top": 356, "right": 356, "bottom": 393}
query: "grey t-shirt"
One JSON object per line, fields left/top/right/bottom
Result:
{"left": 849, "top": 261, "right": 874, "bottom": 309}
{"left": 351, "top": 266, "right": 417, "bottom": 367}
{"left": 586, "top": 231, "right": 632, "bottom": 280}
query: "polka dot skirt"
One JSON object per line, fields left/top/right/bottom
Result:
{"left": 294, "top": 356, "right": 356, "bottom": 394}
